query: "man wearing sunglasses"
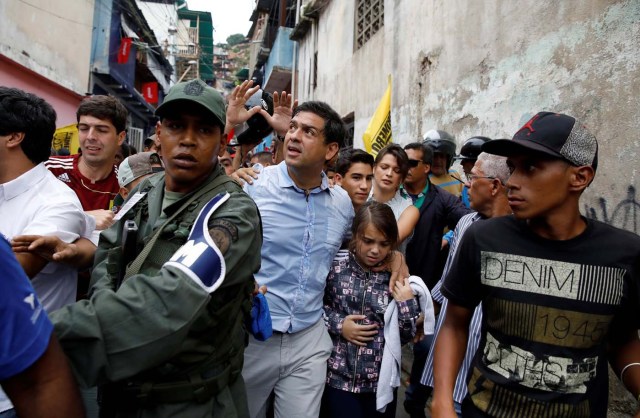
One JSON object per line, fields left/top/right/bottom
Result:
{"left": 401, "top": 142, "right": 471, "bottom": 418}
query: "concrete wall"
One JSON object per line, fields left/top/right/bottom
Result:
{"left": 138, "top": 1, "right": 176, "bottom": 49}
{"left": 0, "top": 0, "right": 94, "bottom": 95}
{"left": 297, "top": 0, "right": 640, "bottom": 236}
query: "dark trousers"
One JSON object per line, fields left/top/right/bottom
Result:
{"left": 320, "top": 385, "right": 397, "bottom": 418}
{"left": 403, "top": 334, "right": 434, "bottom": 416}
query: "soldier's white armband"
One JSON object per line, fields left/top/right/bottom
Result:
{"left": 164, "top": 193, "right": 229, "bottom": 293}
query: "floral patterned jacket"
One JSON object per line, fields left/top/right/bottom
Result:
{"left": 323, "top": 251, "right": 420, "bottom": 393}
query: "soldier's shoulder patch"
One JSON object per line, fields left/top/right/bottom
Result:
{"left": 208, "top": 218, "right": 239, "bottom": 255}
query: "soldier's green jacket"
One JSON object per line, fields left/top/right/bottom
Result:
{"left": 51, "top": 165, "right": 262, "bottom": 418}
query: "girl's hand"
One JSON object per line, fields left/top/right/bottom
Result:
{"left": 392, "top": 278, "right": 414, "bottom": 302}
{"left": 341, "top": 315, "right": 378, "bottom": 346}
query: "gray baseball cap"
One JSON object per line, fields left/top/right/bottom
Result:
{"left": 155, "top": 79, "right": 226, "bottom": 127}
{"left": 118, "top": 152, "right": 157, "bottom": 188}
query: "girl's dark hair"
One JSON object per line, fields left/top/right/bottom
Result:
{"left": 374, "top": 143, "right": 410, "bottom": 180}
{"left": 349, "top": 201, "right": 398, "bottom": 258}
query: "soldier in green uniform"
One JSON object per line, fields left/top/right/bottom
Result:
{"left": 50, "top": 79, "right": 262, "bottom": 418}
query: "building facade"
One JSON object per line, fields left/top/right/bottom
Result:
{"left": 0, "top": 0, "right": 95, "bottom": 126}
{"left": 292, "top": 0, "right": 640, "bottom": 243}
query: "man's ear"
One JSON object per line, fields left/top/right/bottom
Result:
{"left": 116, "top": 130, "right": 127, "bottom": 146}
{"left": 119, "top": 187, "right": 129, "bottom": 200}
{"left": 217, "top": 127, "right": 227, "bottom": 157}
{"left": 5, "top": 132, "right": 25, "bottom": 148}
{"left": 569, "top": 165, "right": 595, "bottom": 192}
{"left": 490, "top": 178, "right": 502, "bottom": 196}
{"left": 333, "top": 173, "right": 344, "bottom": 186}
{"left": 325, "top": 143, "right": 339, "bottom": 162}
{"left": 424, "top": 163, "right": 431, "bottom": 175}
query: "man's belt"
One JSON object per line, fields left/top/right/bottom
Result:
{"left": 100, "top": 362, "right": 237, "bottom": 410}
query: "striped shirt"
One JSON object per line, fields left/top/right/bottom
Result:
{"left": 421, "top": 212, "right": 482, "bottom": 403}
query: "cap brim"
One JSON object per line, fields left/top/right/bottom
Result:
{"left": 482, "top": 139, "right": 565, "bottom": 159}
{"left": 155, "top": 99, "right": 225, "bottom": 126}
{"left": 453, "top": 155, "right": 473, "bottom": 161}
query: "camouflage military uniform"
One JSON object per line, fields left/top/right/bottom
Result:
{"left": 51, "top": 164, "right": 262, "bottom": 418}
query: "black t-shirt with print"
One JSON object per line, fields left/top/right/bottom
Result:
{"left": 442, "top": 215, "right": 640, "bottom": 418}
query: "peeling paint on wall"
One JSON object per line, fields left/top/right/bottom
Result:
{"left": 298, "top": 0, "right": 639, "bottom": 236}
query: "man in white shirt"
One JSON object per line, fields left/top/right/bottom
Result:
{"left": 0, "top": 87, "right": 91, "bottom": 417}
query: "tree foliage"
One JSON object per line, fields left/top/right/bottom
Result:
{"left": 226, "top": 33, "right": 245, "bottom": 46}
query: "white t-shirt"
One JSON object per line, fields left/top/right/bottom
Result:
{"left": 369, "top": 189, "right": 414, "bottom": 253}
{"left": 0, "top": 163, "right": 92, "bottom": 412}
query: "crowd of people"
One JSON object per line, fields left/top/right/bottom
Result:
{"left": 0, "top": 79, "right": 639, "bottom": 418}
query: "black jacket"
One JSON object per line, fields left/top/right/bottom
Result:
{"left": 405, "top": 181, "right": 472, "bottom": 289}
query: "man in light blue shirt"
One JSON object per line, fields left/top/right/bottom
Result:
{"left": 244, "top": 159, "right": 353, "bottom": 333}
{"left": 238, "top": 94, "right": 353, "bottom": 417}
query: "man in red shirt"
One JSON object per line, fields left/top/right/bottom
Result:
{"left": 46, "top": 96, "right": 127, "bottom": 231}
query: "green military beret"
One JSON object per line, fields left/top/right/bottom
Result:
{"left": 155, "top": 79, "right": 226, "bottom": 127}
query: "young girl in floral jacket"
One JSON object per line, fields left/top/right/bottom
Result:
{"left": 321, "top": 201, "right": 421, "bottom": 418}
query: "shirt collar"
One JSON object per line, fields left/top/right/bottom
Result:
{"left": 276, "top": 161, "right": 330, "bottom": 193}
{"left": 1, "top": 163, "right": 47, "bottom": 200}
{"left": 400, "top": 181, "right": 429, "bottom": 199}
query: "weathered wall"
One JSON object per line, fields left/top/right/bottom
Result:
{"left": 297, "top": 0, "right": 640, "bottom": 237}
{"left": 0, "top": 0, "right": 94, "bottom": 95}
{"left": 297, "top": 1, "right": 639, "bottom": 414}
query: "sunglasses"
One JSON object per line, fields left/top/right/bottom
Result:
{"left": 408, "top": 159, "right": 423, "bottom": 168}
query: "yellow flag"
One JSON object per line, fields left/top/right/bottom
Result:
{"left": 52, "top": 124, "right": 80, "bottom": 154}
{"left": 363, "top": 76, "right": 392, "bottom": 157}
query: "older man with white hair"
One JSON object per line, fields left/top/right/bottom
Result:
{"left": 420, "top": 152, "right": 511, "bottom": 418}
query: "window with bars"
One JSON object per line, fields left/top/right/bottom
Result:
{"left": 355, "top": 0, "right": 384, "bottom": 50}
{"left": 127, "top": 127, "right": 144, "bottom": 152}
{"left": 342, "top": 112, "right": 355, "bottom": 149}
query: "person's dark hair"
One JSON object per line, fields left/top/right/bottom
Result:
{"left": 0, "top": 87, "right": 57, "bottom": 164}
{"left": 253, "top": 151, "right": 273, "bottom": 165}
{"left": 375, "top": 143, "right": 410, "bottom": 180}
{"left": 292, "top": 101, "right": 346, "bottom": 148}
{"left": 349, "top": 201, "right": 398, "bottom": 259}
{"left": 335, "top": 148, "right": 374, "bottom": 176}
{"left": 76, "top": 95, "right": 128, "bottom": 133}
{"left": 143, "top": 137, "right": 155, "bottom": 149}
{"left": 120, "top": 143, "right": 136, "bottom": 159}
{"left": 404, "top": 142, "right": 433, "bottom": 165}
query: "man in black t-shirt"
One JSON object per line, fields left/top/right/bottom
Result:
{"left": 431, "top": 112, "right": 640, "bottom": 418}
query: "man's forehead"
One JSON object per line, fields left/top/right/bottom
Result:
{"left": 346, "top": 162, "right": 373, "bottom": 176}
{"left": 292, "top": 111, "right": 324, "bottom": 129}
{"left": 471, "top": 160, "right": 484, "bottom": 174}
{"left": 405, "top": 148, "right": 423, "bottom": 157}
{"left": 78, "top": 115, "right": 115, "bottom": 129}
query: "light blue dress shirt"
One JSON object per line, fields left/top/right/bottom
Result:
{"left": 244, "top": 162, "right": 354, "bottom": 333}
